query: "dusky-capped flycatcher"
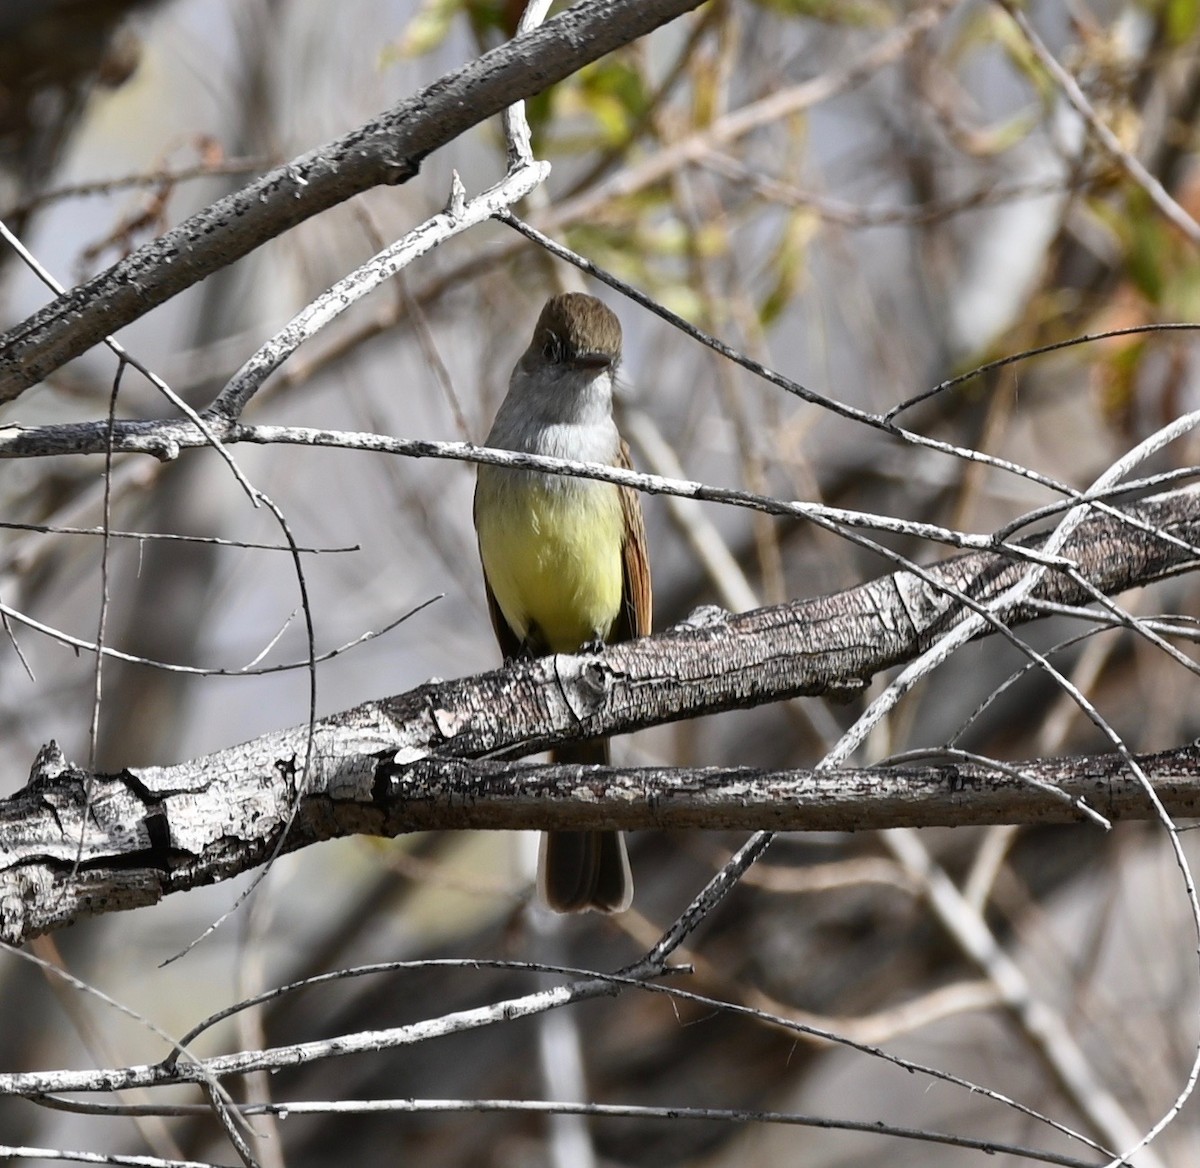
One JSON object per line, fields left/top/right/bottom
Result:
{"left": 473, "top": 292, "right": 651, "bottom": 913}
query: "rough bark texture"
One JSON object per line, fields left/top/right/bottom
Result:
{"left": 0, "top": 0, "right": 706, "bottom": 400}
{"left": 2, "top": 485, "right": 1199, "bottom": 944}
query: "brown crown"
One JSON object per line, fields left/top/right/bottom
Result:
{"left": 532, "top": 292, "right": 622, "bottom": 361}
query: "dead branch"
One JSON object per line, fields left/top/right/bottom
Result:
{"left": 3, "top": 485, "right": 1199, "bottom": 944}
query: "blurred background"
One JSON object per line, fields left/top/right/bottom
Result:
{"left": 3, "top": 0, "right": 1200, "bottom": 1165}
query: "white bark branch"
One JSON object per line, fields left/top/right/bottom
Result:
{"left": 0, "top": 0, "right": 705, "bottom": 400}
{"left": 3, "top": 485, "right": 1200, "bottom": 945}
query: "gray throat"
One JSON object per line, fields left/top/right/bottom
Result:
{"left": 485, "top": 365, "right": 622, "bottom": 465}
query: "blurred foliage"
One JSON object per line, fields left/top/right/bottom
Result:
{"left": 1165, "top": 0, "right": 1200, "bottom": 44}
{"left": 746, "top": 0, "right": 892, "bottom": 23}
{"left": 386, "top": 0, "right": 524, "bottom": 59}
{"left": 10, "top": 1, "right": 1200, "bottom": 1166}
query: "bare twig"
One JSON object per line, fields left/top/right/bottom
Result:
{"left": 0, "top": 0, "right": 706, "bottom": 399}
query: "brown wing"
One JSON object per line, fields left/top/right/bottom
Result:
{"left": 614, "top": 438, "right": 652, "bottom": 643}
{"left": 473, "top": 478, "right": 527, "bottom": 661}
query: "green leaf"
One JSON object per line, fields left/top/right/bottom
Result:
{"left": 1166, "top": 0, "right": 1200, "bottom": 45}
{"left": 383, "top": 0, "right": 465, "bottom": 60}
{"left": 759, "top": 211, "right": 817, "bottom": 326}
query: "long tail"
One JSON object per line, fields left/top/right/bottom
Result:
{"left": 539, "top": 737, "right": 632, "bottom": 913}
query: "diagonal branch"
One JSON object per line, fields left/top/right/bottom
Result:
{"left": 3, "top": 485, "right": 1200, "bottom": 944}
{"left": 0, "top": 0, "right": 705, "bottom": 400}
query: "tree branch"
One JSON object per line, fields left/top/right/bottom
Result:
{"left": 4, "top": 485, "right": 1200, "bottom": 944}
{"left": 0, "top": 0, "right": 704, "bottom": 400}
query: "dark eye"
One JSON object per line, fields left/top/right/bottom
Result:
{"left": 542, "top": 332, "right": 563, "bottom": 363}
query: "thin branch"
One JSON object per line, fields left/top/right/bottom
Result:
{"left": 0, "top": 0, "right": 706, "bottom": 399}
{"left": 2, "top": 155, "right": 275, "bottom": 219}
{"left": 0, "top": 960, "right": 1111, "bottom": 1160}
{"left": 15, "top": 1098, "right": 1104, "bottom": 1168}
{"left": 0, "top": 592, "right": 437, "bottom": 676}
{"left": 0, "top": 522, "right": 356, "bottom": 554}
{"left": 206, "top": 161, "right": 549, "bottom": 421}
{"left": 0, "top": 419, "right": 1107, "bottom": 569}
{"left": 883, "top": 826, "right": 1161, "bottom": 1168}
{"left": 535, "top": 1, "right": 956, "bottom": 238}
{"left": 996, "top": 0, "right": 1200, "bottom": 249}
{"left": 0, "top": 1148, "right": 221, "bottom": 1168}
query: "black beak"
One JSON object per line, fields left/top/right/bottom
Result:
{"left": 573, "top": 350, "right": 614, "bottom": 370}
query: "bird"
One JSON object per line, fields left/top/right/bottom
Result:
{"left": 473, "top": 291, "right": 651, "bottom": 912}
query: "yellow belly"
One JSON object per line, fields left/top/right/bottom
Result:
{"left": 477, "top": 474, "right": 624, "bottom": 653}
